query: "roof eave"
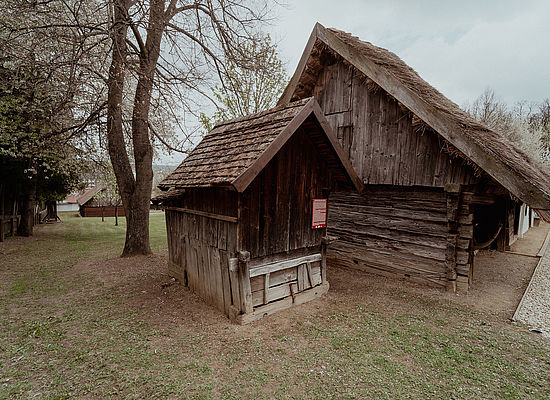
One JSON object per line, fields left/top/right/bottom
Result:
{"left": 231, "top": 97, "right": 364, "bottom": 194}
{"left": 231, "top": 98, "right": 317, "bottom": 192}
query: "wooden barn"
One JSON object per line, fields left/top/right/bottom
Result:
{"left": 155, "top": 98, "right": 362, "bottom": 323}
{"left": 278, "top": 23, "right": 550, "bottom": 291}
{"left": 67, "top": 185, "right": 126, "bottom": 218}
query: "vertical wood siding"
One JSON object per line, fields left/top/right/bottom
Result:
{"left": 165, "top": 189, "right": 238, "bottom": 313}
{"left": 313, "top": 63, "right": 478, "bottom": 187}
{"left": 239, "top": 128, "right": 330, "bottom": 259}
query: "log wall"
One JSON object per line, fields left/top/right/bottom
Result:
{"left": 327, "top": 186, "right": 474, "bottom": 289}
{"left": 305, "top": 60, "right": 479, "bottom": 290}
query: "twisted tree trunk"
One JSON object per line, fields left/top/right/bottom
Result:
{"left": 107, "top": 0, "right": 166, "bottom": 256}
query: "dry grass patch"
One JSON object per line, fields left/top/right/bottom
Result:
{"left": 1, "top": 213, "right": 549, "bottom": 399}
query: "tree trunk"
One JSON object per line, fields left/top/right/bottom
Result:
{"left": 17, "top": 183, "right": 36, "bottom": 236}
{"left": 106, "top": 0, "right": 166, "bottom": 257}
{"left": 107, "top": 0, "right": 143, "bottom": 256}
{"left": 0, "top": 183, "right": 4, "bottom": 242}
{"left": 46, "top": 201, "right": 58, "bottom": 221}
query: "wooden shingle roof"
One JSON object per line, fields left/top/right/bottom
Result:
{"left": 63, "top": 184, "right": 105, "bottom": 206}
{"left": 279, "top": 23, "right": 550, "bottom": 210}
{"left": 158, "top": 97, "right": 363, "bottom": 193}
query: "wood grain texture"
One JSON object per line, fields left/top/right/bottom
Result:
{"left": 239, "top": 128, "right": 330, "bottom": 258}
{"left": 327, "top": 187, "right": 449, "bottom": 286}
{"left": 312, "top": 62, "right": 477, "bottom": 188}
{"left": 165, "top": 208, "right": 238, "bottom": 314}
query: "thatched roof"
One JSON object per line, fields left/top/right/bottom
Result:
{"left": 279, "top": 23, "right": 550, "bottom": 211}
{"left": 158, "top": 97, "right": 363, "bottom": 194}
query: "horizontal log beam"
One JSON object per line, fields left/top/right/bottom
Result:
{"left": 165, "top": 207, "right": 237, "bottom": 223}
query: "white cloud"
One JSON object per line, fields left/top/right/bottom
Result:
{"left": 275, "top": 0, "right": 550, "bottom": 105}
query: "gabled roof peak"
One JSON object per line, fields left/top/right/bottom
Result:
{"left": 280, "top": 23, "right": 550, "bottom": 210}
{"left": 158, "top": 97, "right": 363, "bottom": 194}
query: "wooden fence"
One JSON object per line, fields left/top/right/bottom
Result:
{"left": 0, "top": 215, "right": 20, "bottom": 242}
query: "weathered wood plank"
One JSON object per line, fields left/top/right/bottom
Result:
{"left": 220, "top": 250, "right": 232, "bottom": 315}
{"left": 229, "top": 258, "right": 241, "bottom": 312}
{"left": 238, "top": 251, "right": 253, "bottom": 314}
{"left": 297, "top": 264, "right": 306, "bottom": 292}
{"left": 329, "top": 249, "right": 447, "bottom": 287}
{"left": 250, "top": 267, "right": 297, "bottom": 292}
{"left": 165, "top": 206, "right": 238, "bottom": 223}
{"left": 251, "top": 267, "right": 323, "bottom": 307}
{"left": 237, "top": 283, "right": 330, "bottom": 324}
{"left": 253, "top": 281, "right": 294, "bottom": 306}
{"left": 249, "top": 254, "right": 322, "bottom": 278}
{"left": 263, "top": 273, "right": 270, "bottom": 304}
{"left": 211, "top": 248, "right": 225, "bottom": 312}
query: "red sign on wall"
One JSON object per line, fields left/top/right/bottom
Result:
{"left": 312, "top": 199, "right": 327, "bottom": 229}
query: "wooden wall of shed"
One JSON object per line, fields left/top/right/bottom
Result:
{"left": 327, "top": 186, "right": 474, "bottom": 289}
{"left": 311, "top": 62, "right": 479, "bottom": 187}
{"left": 239, "top": 128, "right": 330, "bottom": 260}
{"left": 165, "top": 189, "right": 238, "bottom": 314}
{"left": 166, "top": 188, "right": 238, "bottom": 218}
{"left": 80, "top": 205, "right": 126, "bottom": 218}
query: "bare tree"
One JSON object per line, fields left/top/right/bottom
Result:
{"left": 200, "top": 34, "right": 288, "bottom": 132}
{"left": 465, "top": 89, "right": 550, "bottom": 165}
{"left": 0, "top": 0, "right": 109, "bottom": 235}
{"left": 2, "top": 0, "right": 277, "bottom": 254}
{"left": 106, "top": 1, "right": 274, "bottom": 255}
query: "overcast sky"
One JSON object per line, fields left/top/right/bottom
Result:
{"left": 274, "top": 0, "right": 550, "bottom": 107}
{"left": 159, "top": 0, "right": 550, "bottom": 165}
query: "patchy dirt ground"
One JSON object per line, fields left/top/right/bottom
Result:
{"left": 1, "top": 215, "right": 549, "bottom": 399}
{"left": 459, "top": 222, "right": 549, "bottom": 318}
{"left": 464, "top": 251, "right": 538, "bottom": 318}
{"left": 510, "top": 221, "right": 549, "bottom": 255}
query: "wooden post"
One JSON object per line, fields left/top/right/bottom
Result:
{"left": 228, "top": 257, "right": 241, "bottom": 312}
{"left": 11, "top": 197, "right": 17, "bottom": 237}
{"left": 444, "top": 184, "right": 461, "bottom": 292}
{"left": 237, "top": 250, "right": 253, "bottom": 314}
{"left": 496, "top": 198, "right": 509, "bottom": 251}
{"left": 263, "top": 273, "right": 270, "bottom": 304}
{"left": 321, "top": 236, "right": 329, "bottom": 284}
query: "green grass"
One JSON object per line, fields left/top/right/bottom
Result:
{"left": 1, "top": 213, "right": 549, "bottom": 399}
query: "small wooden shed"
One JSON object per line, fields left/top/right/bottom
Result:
{"left": 155, "top": 98, "right": 362, "bottom": 323}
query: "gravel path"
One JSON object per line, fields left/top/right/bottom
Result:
{"left": 513, "top": 231, "right": 550, "bottom": 338}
